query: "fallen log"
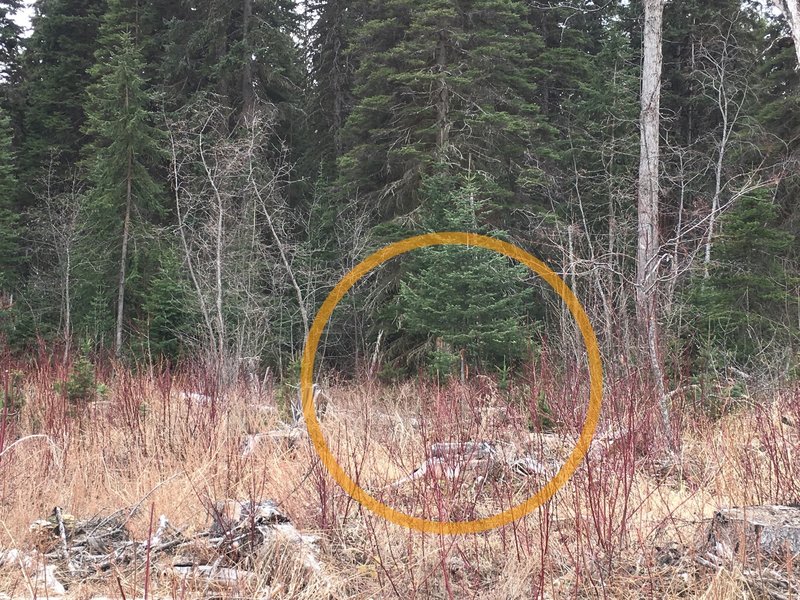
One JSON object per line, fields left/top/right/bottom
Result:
{"left": 707, "top": 505, "right": 800, "bottom": 561}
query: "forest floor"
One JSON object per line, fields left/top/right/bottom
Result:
{"left": 0, "top": 359, "right": 798, "bottom": 599}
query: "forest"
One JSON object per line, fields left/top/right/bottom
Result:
{"left": 0, "top": 0, "right": 799, "bottom": 598}
{"left": 0, "top": 0, "right": 796, "bottom": 383}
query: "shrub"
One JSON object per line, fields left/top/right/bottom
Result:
{"left": 426, "top": 348, "right": 459, "bottom": 381}
{"left": 57, "top": 343, "right": 107, "bottom": 405}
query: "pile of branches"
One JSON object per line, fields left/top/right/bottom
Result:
{"left": 2, "top": 499, "right": 325, "bottom": 595}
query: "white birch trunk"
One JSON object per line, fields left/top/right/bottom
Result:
{"left": 771, "top": 0, "right": 800, "bottom": 68}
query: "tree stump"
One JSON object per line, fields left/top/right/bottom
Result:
{"left": 707, "top": 505, "right": 800, "bottom": 561}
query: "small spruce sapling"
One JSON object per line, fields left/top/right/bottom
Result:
{"left": 58, "top": 341, "right": 107, "bottom": 405}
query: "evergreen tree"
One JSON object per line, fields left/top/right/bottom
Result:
{"left": 545, "top": 16, "right": 641, "bottom": 235}
{"left": 19, "top": 0, "right": 105, "bottom": 195}
{"left": 391, "top": 170, "right": 537, "bottom": 371}
{"left": 758, "top": 12, "right": 800, "bottom": 244}
{"left": 0, "top": 0, "right": 23, "bottom": 159}
{"left": 0, "top": 107, "right": 18, "bottom": 292}
{"left": 79, "top": 4, "right": 164, "bottom": 355}
{"left": 160, "top": 0, "right": 303, "bottom": 117}
{"left": 306, "top": 0, "right": 357, "bottom": 177}
{"left": 660, "top": 1, "right": 763, "bottom": 144}
{"left": 689, "top": 189, "right": 797, "bottom": 369}
{"left": 526, "top": 0, "right": 605, "bottom": 124}
{"left": 137, "top": 247, "right": 197, "bottom": 363}
{"left": 158, "top": 0, "right": 308, "bottom": 207}
{"left": 339, "top": 0, "right": 548, "bottom": 220}
{"left": 0, "top": 0, "right": 22, "bottom": 84}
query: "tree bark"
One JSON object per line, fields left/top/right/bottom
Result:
{"left": 241, "top": 0, "right": 255, "bottom": 120}
{"left": 115, "top": 86, "right": 133, "bottom": 358}
{"left": 115, "top": 151, "right": 132, "bottom": 357}
{"left": 637, "top": 0, "right": 664, "bottom": 319}
{"left": 771, "top": 0, "right": 800, "bottom": 68}
{"left": 435, "top": 29, "right": 451, "bottom": 155}
{"left": 708, "top": 505, "right": 800, "bottom": 560}
{"left": 637, "top": 0, "right": 672, "bottom": 447}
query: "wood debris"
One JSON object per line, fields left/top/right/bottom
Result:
{"left": 1, "top": 500, "right": 327, "bottom": 597}
{"left": 706, "top": 505, "right": 800, "bottom": 561}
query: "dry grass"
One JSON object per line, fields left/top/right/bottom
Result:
{"left": 0, "top": 356, "right": 798, "bottom": 599}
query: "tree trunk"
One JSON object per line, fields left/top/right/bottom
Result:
{"left": 115, "top": 148, "right": 133, "bottom": 357}
{"left": 241, "top": 0, "right": 255, "bottom": 120}
{"left": 435, "top": 29, "right": 450, "bottom": 155}
{"left": 771, "top": 0, "right": 800, "bottom": 68}
{"left": 707, "top": 505, "right": 800, "bottom": 561}
{"left": 637, "top": 0, "right": 672, "bottom": 447}
{"left": 63, "top": 245, "right": 71, "bottom": 365}
{"left": 115, "top": 84, "right": 133, "bottom": 358}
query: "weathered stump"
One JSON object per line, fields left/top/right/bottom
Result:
{"left": 707, "top": 505, "right": 800, "bottom": 561}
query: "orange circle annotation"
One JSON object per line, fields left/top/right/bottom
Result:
{"left": 300, "top": 231, "right": 603, "bottom": 535}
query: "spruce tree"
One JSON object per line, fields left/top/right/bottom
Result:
{"left": 306, "top": 0, "right": 357, "bottom": 177}
{"left": 0, "top": 0, "right": 22, "bottom": 84}
{"left": 339, "top": 0, "right": 547, "bottom": 220}
{"left": 19, "top": 0, "right": 105, "bottom": 196}
{"left": 79, "top": 4, "right": 164, "bottom": 355}
{"left": 661, "top": 0, "right": 762, "bottom": 146}
{"left": 758, "top": 12, "right": 800, "bottom": 246}
{"left": 0, "top": 0, "right": 23, "bottom": 167}
{"left": 0, "top": 107, "right": 18, "bottom": 293}
{"left": 392, "top": 170, "right": 536, "bottom": 372}
{"left": 689, "top": 189, "right": 797, "bottom": 369}
{"left": 160, "top": 0, "right": 303, "bottom": 117}
{"left": 526, "top": 0, "right": 604, "bottom": 123}
{"left": 137, "top": 248, "right": 197, "bottom": 363}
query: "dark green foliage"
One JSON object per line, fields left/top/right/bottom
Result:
{"left": 338, "top": 0, "right": 548, "bottom": 219}
{"left": 160, "top": 0, "right": 303, "bottom": 118}
{"left": 19, "top": 0, "right": 105, "bottom": 189}
{"left": 393, "top": 171, "right": 537, "bottom": 370}
{"left": 661, "top": 0, "right": 761, "bottom": 145}
{"left": 0, "top": 0, "right": 22, "bottom": 83}
{"left": 137, "top": 249, "right": 197, "bottom": 362}
{"left": 527, "top": 1, "right": 604, "bottom": 127}
{"left": 757, "top": 15, "right": 800, "bottom": 251}
{"left": 76, "top": 2, "right": 165, "bottom": 349}
{"left": 305, "top": 0, "right": 356, "bottom": 176}
{"left": 426, "top": 348, "right": 460, "bottom": 381}
{"left": 60, "top": 342, "right": 106, "bottom": 404}
{"left": 0, "top": 0, "right": 797, "bottom": 382}
{"left": 84, "top": 10, "right": 164, "bottom": 212}
{"left": 550, "top": 18, "right": 641, "bottom": 234}
{"left": 688, "top": 190, "right": 797, "bottom": 369}
{"left": 0, "top": 108, "right": 19, "bottom": 291}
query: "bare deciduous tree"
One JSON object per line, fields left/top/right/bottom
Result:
{"left": 167, "top": 100, "right": 304, "bottom": 383}
{"left": 28, "top": 155, "right": 86, "bottom": 363}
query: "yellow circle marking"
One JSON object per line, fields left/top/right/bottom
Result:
{"left": 300, "top": 231, "right": 603, "bottom": 534}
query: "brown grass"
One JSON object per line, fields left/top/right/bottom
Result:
{"left": 0, "top": 356, "right": 798, "bottom": 599}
